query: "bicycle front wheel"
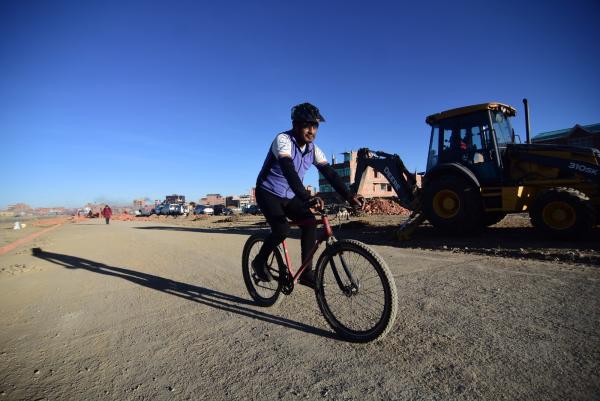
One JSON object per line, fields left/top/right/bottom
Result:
{"left": 315, "top": 239, "right": 398, "bottom": 342}
{"left": 242, "top": 235, "right": 285, "bottom": 307}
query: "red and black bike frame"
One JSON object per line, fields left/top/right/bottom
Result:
{"left": 279, "top": 214, "right": 333, "bottom": 284}
{"left": 280, "top": 213, "right": 359, "bottom": 292}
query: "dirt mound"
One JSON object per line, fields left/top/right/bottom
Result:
{"left": 363, "top": 198, "right": 410, "bottom": 215}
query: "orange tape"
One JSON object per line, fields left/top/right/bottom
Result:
{"left": 0, "top": 224, "right": 62, "bottom": 256}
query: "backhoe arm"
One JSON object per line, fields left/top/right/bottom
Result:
{"left": 351, "top": 148, "right": 421, "bottom": 210}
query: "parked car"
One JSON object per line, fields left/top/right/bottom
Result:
{"left": 213, "top": 205, "right": 234, "bottom": 216}
{"left": 194, "top": 205, "right": 214, "bottom": 215}
{"left": 180, "top": 204, "right": 189, "bottom": 215}
{"left": 165, "top": 203, "right": 185, "bottom": 216}
{"left": 135, "top": 207, "right": 155, "bottom": 217}
{"left": 157, "top": 204, "right": 175, "bottom": 216}
{"left": 153, "top": 204, "right": 165, "bottom": 215}
{"left": 244, "top": 205, "right": 262, "bottom": 215}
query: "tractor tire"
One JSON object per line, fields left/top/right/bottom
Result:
{"left": 423, "top": 175, "right": 483, "bottom": 234}
{"left": 482, "top": 211, "right": 507, "bottom": 227}
{"left": 529, "top": 187, "right": 596, "bottom": 239}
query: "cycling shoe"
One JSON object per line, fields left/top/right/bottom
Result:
{"left": 251, "top": 258, "right": 272, "bottom": 282}
{"left": 298, "top": 269, "right": 317, "bottom": 289}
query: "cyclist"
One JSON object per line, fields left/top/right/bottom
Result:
{"left": 252, "top": 102, "right": 364, "bottom": 288}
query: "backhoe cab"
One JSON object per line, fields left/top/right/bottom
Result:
{"left": 353, "top": 101, "right": 600, "bottom": 239}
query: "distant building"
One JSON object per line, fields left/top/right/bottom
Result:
{"left": 318, "top": 151, "right": 396, "bottom": 200}
{"left": 238, "top": 194, "right": 252, "bottom": 209}
{"left": 225, "top": 196, "right": 240, "bottom": 208}
{"left": 133, "top": 199, "right": 146, "bottom": 209}
{"left": 7, "top": 203, "right": 32, "bottom": 213}
{"left": 201, "top": 194, "right": 224, "bottom": 206}
{"left": 165, "top": 194, "right": 185, "bottom": 204}
{"left": 532, "top": 123, "right": 600, "bottom": 149}
{"left": 34, "top": 207, "right": 68, "bottom": 216}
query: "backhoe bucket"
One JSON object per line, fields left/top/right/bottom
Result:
{"left": 395, "top": 212, "right": 426, "bottom": 241}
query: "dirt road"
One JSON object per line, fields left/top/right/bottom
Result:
{"left": 1, "top": 219, "right": 598, "bottom": 400}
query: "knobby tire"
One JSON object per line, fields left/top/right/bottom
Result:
{"left": 315, "top": 239, "right": 398, "bottom": 342}
{"left": 242, "top": 235, "right": 285, "bottom": 307}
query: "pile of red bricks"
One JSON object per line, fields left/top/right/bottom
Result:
{"left": 363, "top": 198, "right": 411, "bottom": 216}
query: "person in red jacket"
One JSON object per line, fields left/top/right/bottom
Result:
{"left": 101, "top": 205, "right": 113, "bottom": 225}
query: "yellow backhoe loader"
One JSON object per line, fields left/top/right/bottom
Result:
{"left": 352, "top": 100, "right": 599, "bottom": 239}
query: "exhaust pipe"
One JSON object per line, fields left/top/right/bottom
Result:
{"left": 523, "top": 98, "right": 531, "bottom": 144}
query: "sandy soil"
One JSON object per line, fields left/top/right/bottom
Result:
{"left": 0, "top": 216, "right": 598, "bottom": 400}
{"left": 0, "top": 218, "right": 71, "bottom": 249}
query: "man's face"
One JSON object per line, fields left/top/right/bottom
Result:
{"left": 294, "top": 122, "right": 319, "bottom": 144}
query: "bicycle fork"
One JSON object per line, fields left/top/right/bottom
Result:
{"left": 328, "top": 248, "right": 360, "bottom": 296}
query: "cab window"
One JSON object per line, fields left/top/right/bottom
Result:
{"left": 491, "top": 111, "right": 513, "bottom": 148}
{"left": 427, "top": 110, "right": 495, "bottom": 169}
{"left": 426, "top": 127, "right": 440, "bottom": 171}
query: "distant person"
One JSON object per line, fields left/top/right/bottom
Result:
{"left": 252, "top": 102, "right": 364, "bottom": 288}
{"left": 101, "top": 205, "right": 112, "bottom": 224}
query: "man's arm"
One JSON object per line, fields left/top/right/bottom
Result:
{"left": 313, "top": 144, "right": 365, "bottom": 209}
{"left": 317, "top": 163, "right": 365, "bottom": 208}
{"left": 316, "top": 163, "right": 352, "bottom": 200}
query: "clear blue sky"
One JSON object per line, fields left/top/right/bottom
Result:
{"left": 1, "top": 0, "right": 599, "bottom": 208}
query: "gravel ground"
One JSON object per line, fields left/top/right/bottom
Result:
{"left": 0, "top": 216, "right": 598, "bottom": 400}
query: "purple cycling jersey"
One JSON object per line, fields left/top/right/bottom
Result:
{"left": 256, "top": 131, "right": 327, "bottom": 199}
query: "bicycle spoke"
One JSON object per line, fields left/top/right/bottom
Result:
{"left": 351, "top": 288, "right": 385, "bottom": 306}
{"left": 350, "top": 293, "right": 384, "bottom": 314}
{"left": 346, "top": 296, "right": 380, "bottom": 328}
{"left": 357, "top": 273, "right": 384, "bottom": 283}
{"left": 321, "top": 248, "right": 388, "bottom": 333}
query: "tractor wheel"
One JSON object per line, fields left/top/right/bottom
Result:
{"left": 423, "top": 175, "right": 483, "bottom": 234}
{"left": 482, "top": 211, "right": 507, "bottom": 227}
{"left": 529, "top": 187, "right": 596, "bottom": 239}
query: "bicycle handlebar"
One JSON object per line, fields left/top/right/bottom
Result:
{"left": 320, "top": 199, "right": 365, "bottom": 215}
{"left": 305, "top": 195, "right": 366, "bottom": 216}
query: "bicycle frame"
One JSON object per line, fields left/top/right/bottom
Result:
{"left": 278, "top": 212, "right": 361, "bottom": 293}
{"left": 279, "top": 213, "right": 334, "bottom": 284}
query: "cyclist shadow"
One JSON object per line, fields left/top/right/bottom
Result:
{"left": 31, "top": 247, "right": 336, "bottom": 339}
{"left": 133, "top": 225, "right": 304, "bottom": 240}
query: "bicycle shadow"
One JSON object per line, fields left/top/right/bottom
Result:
{"left": 134, "top": 225, "right": 305, "bottom": 240}
{"left": 134, "top": 225, "right": 263, "bottom": 236}
{"left": 31, "top": 247, "right": 336, "bottom": 339}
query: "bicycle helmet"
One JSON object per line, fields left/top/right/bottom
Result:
{"left": 291, "top": 102, "right": 326, "bottom": 123}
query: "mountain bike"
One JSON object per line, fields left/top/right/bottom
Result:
{"left": 242, "top": 206, "right": 398, "bottom": 343}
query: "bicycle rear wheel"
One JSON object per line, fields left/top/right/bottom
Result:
{"left": 242, "top": 235, "right": 285, "bottom": 307}
{"left": 315, "top": 239, "right": 398, "bottom": 342}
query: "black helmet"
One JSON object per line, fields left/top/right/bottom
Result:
{"left": 291, "top": 102, "right": 325, "bottom": 123}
